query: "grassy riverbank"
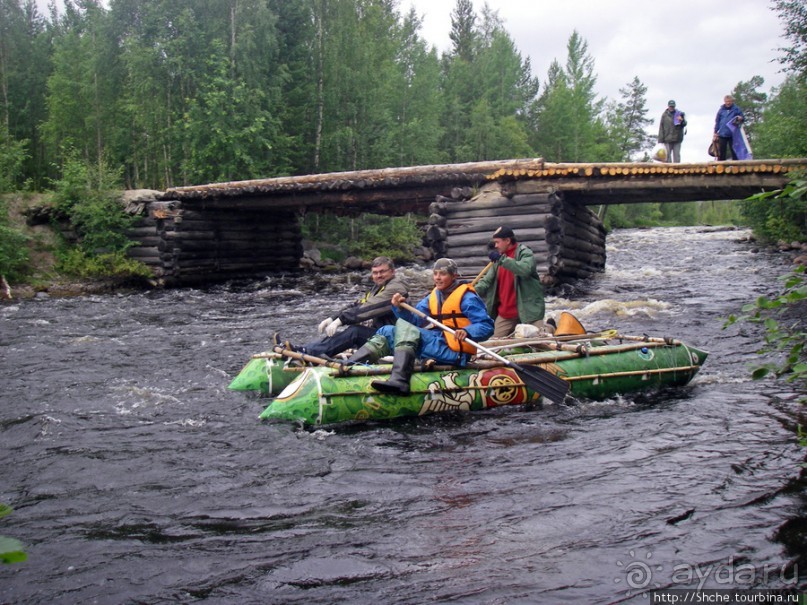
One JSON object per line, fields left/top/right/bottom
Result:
{"left": 1, "top": 192, "right": 150, "bottom": 300}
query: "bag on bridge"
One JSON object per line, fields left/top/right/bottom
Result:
{"left": 652, "top": 145, "right": 667, "bottom": 162}
{"left": 707, "top": 140, "right": 718, "bottom": 158}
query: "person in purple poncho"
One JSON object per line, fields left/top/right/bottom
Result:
{"left": 658, "top": 100, "right": 687, "bottom": 163}
{"left": 713, "top": 95, "right": 745, "bottom": 161}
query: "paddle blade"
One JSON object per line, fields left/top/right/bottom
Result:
{"left": 512, "top": 362, "right": 569, "bottom": 404}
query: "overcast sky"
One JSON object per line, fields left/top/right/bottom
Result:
{"left": 405, "top": 0, "right": 787, "bottom": 162}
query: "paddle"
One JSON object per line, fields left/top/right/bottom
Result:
{"left": 470, "top": 261, "right": 493, "bottom": 287}
{"left": 272, "top": 345, "right": 347, "bottom": 371}
{"left": 399, "top": 302, "right": 570, "bottom": 404}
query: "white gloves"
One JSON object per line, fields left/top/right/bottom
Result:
{"left": 318, "top": 317, "right": 344, "bottom": 336}
{"left": 325, "top": 318, "right": 343, "bottom": 337}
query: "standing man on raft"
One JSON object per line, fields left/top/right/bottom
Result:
{"left": 474, "top": 226, "right": 550, "bottom": 338}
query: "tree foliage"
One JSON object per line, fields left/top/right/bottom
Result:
{"left": 439, "top": 1, "right": 537, "bottom": 163}
{"left": 604, "top": 76, "right": 654, "bottom": 161}
{"left": 530, "top": 31, "right": 606, "bottom": 162}
{"left": 752, "top": 1, "right": 807, "bottom": 161}
{"left": 0, "top": 0, "right": 723, "bottom": 194}
{"left": 731, "top": 75, "right": 767, "bottom": 132}
{"left": 0, "top": 123, "right": 28, "bottom": 192}
{"left": 772, "top": 0, "right": 807, "bottom": 76}
{"left": 725, "top": 264, "right": 807, "bottom": 404}
{"left": 50, "top": 151, "right": 150, "bottom": 279}
{"left": 0, "top": 504, "right": 26, "bottom": 565}
{"left": 0, "top": 0, "right": 49, "bottom": 187}
{"left": 753, "top": 75, "right": 807, "bottom": 158}
{"left": 741, "top": 175, "right": 807, "bottom": 243}
{"left": 0, "top": 197, "right": 30, "bottom": 282}
{"left": 302, "top": 212, "right": 424, "bottom": 262}
{"left": 742, "top": 3, "right": 807, "bottom": 242}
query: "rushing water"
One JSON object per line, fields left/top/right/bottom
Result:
{"left": 1, "top": 226, "right": 805, "bottom": 605}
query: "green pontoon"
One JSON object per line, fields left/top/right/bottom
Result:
{"left": 229, "top": 332, "right": 708, "bottom": 426}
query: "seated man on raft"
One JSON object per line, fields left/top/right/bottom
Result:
{"left": 276, "top": 256, "right": 408, "bottom": 359}
{"left": 346, "top": 258, "right": 495, "bottom": 395}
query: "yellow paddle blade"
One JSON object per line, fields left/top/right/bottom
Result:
{"left": 555, "top": 312, "right": 587, "bottom": 336}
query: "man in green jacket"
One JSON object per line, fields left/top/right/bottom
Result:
{"left": 658, "top": 99, "right": 687, "bottom": 163}
{"left": 474, "top": 226, "right": 549, "bottom": 338}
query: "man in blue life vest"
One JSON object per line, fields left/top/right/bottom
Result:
{"left": 474, "top": 226, "right": 549, "bottom": 338}
{"left": 278, "top": 256, "right": 408, "bottom": 359}
{"left": 346, "top": 258, "right": 494, "bottom": 395}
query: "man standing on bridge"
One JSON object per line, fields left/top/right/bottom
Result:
{"left": 713, "top": 95, "right": 746, "bottom": 161}
{"left": 658, "top": 100, "right": 687, "bottom": 163}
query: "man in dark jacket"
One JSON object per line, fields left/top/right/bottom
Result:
{"left": 283, "top": 256, "right": 408, "bottom": 359}
{"left": 658, "top": 100, "right": 687, "bottom": 163}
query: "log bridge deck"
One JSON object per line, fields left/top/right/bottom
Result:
{"left": 129, "top": 158, "right": 807, "bottom": 286}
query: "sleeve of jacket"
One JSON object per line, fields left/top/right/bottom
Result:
{"left": 460, "top": 291, "right": 495, "bottom": 342}
{"left": 337, "top": 275, "right": 409, "bottom": 325}
{"left": 474, "top": 266, "right": 494, "bottom": 298}
{"left": 393, "top": 290, "right": 429, "bottom": 328}
{"left": 498, "top": 245, "right": 537, "bottom": 278}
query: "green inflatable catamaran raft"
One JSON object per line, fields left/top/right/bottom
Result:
{"left": 229, "top": 332, "right": 708, "bottom": 426}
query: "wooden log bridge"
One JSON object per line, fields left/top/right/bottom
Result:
{"left": 127, "top": 157, "right": 807, "bottom": 286}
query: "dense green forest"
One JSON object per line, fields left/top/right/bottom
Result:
{"left": 0, "top": 0, "right": 806, "bottom": 287}
{"left": 3, "top": 0, "right": 802, "bottom": 191}
{"left": 0, "top": 0, "right": 659, "bottom": 192}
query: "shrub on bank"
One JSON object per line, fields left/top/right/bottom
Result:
{"left": 0, "top": 199, "right": 31, "bottom": 284}
{"left": 49, "top": 154, "right": 150, "bottom": 281}
{"left": 56, "top": 249, "right": 152, "bottom": 280}
{"left": 741, "top": 175, "right": 807, "bottom": 244}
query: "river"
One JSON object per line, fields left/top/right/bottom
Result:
{"left": 1, "top": 226, "right": 805, "bottom": 604}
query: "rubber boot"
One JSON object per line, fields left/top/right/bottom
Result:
{"left": 371, "top": 348, "right": 415, "bottom": 395}
{"left": 346, "top": 344, "right": 377, "bottom": 365}
{"left": 345, "top": 335, "right": 387, "bottom": 365}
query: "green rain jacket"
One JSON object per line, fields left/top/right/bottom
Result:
{"left": 474, "top": 243, "right": 545, "bottom": 323}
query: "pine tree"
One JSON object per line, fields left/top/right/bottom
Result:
{"left": 449, "top": 0, "right": 476, "bottom": 62}
{"left": 605, "top": 76, "right": 653, "bottom": 161}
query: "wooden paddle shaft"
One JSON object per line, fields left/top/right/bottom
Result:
{"left": 399, "top": 301, "right": 514, "bottom": 366}
{"left": 470, "top": 261, "right": 493, "bottom": 287}
{"left": 272, "top": 346, "right": 345, "bottom": 370}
